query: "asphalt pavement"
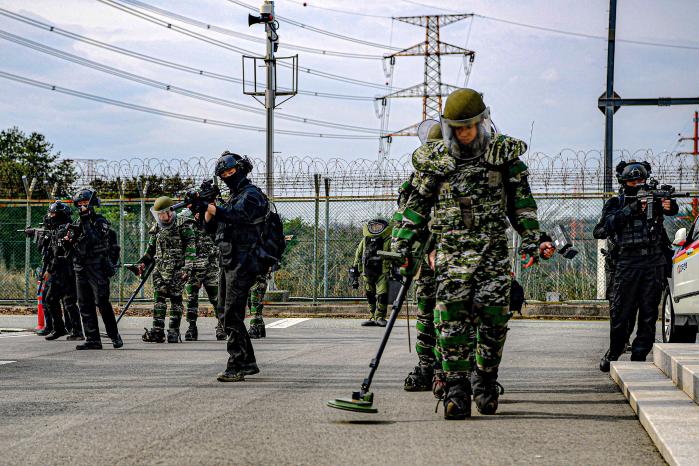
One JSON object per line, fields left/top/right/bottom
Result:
{"left": 0, "top": 316, "right": 664, "bottom": 465}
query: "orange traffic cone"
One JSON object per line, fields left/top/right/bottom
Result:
{"left": 35, "top": 278, "right": 45, "bottom": 332}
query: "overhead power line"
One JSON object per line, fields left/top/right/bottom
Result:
{"left": 282, "top": 0, "right": 392, "bottom": 19}
{"left": 226, "top": 0, "right": 401, "bottom": 51}
{"left": 0, "top": 9, "right": 374, "bottom": 101}
{"left": 0, "top": 70, "right": 378, "bottom": 139}
{"left": 96, "top": 0, "right": 394, "bottom": 90}
{"left": 0, "top": 30, "right": 384, "bottom": 134}
{"left": 119, "top": 0, "right": 382, "bottom": 59}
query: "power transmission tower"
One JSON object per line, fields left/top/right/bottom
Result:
{"left": 377, "top": 14, "right": 475, "bottom": 159}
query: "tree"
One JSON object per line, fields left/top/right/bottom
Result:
{"left": 0, "top": 127, "right": 77, "bottom": 198}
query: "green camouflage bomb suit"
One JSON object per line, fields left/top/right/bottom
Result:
{"left": 140, "top": 216, "right": 196, "bottom": 332}
{"left": 353, "top": 222, "right": 392, "bottom": 321}
{"left": 394, "top": 134, "right": 542, "bottom": 383}
{"left": 185, "top": 218, "right": 220, "bottom": 325}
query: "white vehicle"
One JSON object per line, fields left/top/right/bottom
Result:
{"left": 663, "top": 221, "right": 699, "bottom": 343}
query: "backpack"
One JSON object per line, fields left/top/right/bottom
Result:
{"left": 256, "top": 202, "right": 286, "bottom": 271}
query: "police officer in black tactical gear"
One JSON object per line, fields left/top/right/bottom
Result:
{"left": 41, "top": 202, "right": 84, "bottom": 341}
{"left": 65, "top": 189, "right": 123, "bottom": 350}
{"left": 599, "top": 161, "right": 678, "bottom": 372}
{"left": 196, "top": 152, "right": 268, "bottom": 382}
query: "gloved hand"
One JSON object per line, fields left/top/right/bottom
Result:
{"left": 188, "top": 197, "right": 210, "bottom": 215}
{"left": 398, "top": 252, "right": 415, "bottom": 277}
{"left": 520, "top": 253, "right": 536, "bottom": 269}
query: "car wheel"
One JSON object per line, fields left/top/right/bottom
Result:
{"left": 662, "top": 287, "right": 698, "bottom": 343}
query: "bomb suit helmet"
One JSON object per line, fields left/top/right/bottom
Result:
{"left": 440, "top": 88, "right": 492, "bottom": 159}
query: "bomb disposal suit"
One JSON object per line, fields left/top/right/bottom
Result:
{"left": 138, "top": 196, "right": 196, "bottom": 344}
{"left": 353, "top": 219, "right": 392, "bottom": 327}
{"left": 598, "top": 161, "right": 678, "bottom": 371}
{"left": 393, "top": 88, "right": 551, "bottom": 419}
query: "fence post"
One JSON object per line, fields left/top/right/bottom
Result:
{"left": 117, "top": 178, "right": 126, "bottom": 308}
{"left": 138, "top": 180, "right": 150, "bottom": 299}
{"left": 323, "top": 178, "right": 330, "bottom": 298}
{"left": 313, "top": 174, "right": 321, "bottom": 304}
{"left": 22, "top": 176, "right": 36, "bottom": 304}
{"left": 596, "top": 239, "right": 607, "bottom": 300}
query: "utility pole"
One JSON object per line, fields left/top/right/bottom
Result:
{"left": 678, "top": 111, "right": 699, "bottom": 216}
{"left": 244, "top": 0, "right": 298, "bottom": 198}
{"left": 377, "top": 14, "right": 475, "bottom": 158}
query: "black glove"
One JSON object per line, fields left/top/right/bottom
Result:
{"left": 189, "top": 198, "right": 210, "bottom": 215}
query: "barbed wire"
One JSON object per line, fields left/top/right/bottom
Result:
{"left": 68, "top": 150, "right": 699, "bottom": 197}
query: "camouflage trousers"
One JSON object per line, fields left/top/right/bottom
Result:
{"left": 363, "top": 273, "right": 388, "bottom": 319}
{"left": 185, "top": 263, "right": 220, "bottom": 324}
{"left": 435, "top": 233, "right": 512, "bottom": 383}
{"left": 247, "top": 273, "right": 269, "bottom": 325}
{"left": 152, "top": 268, "right": 185, "bottom": 331}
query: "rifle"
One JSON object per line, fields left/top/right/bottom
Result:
{"left": 172, "top": 179, "right": 221, "bottom": 212}
{"left": 626, "top": 178, "right": 689, "bottom": 231}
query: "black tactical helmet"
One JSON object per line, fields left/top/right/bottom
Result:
{"left": 215, "top": 151, "right": 253, "bottom": 177}
{"left": 616, "top": 161, "right": 651, "bottom": 184}
{"left": 72, "top": 188, "right": 100, "bottom": 217}
{"left": 49, "top": 201, "right": 72, "bottom": 219}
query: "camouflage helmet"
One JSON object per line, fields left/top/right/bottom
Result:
{"left": 427, "top": 123, "right": 442, "bottom": 141}
{"left": 153, "top": 196, "right": 174, "bottom": 211}
{"left": 442, "top": 88, "right": 487, "bottom": 123}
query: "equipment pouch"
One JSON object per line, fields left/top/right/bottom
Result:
{"left": 457, "top": 196, "right": 474, "bottom": 229}
{"left": 218, "top": 242, "right": 235, "bottom": 268}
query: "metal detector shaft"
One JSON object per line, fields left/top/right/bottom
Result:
{"left": 359, "top": 276, "right": 413, "bottom": 395}
{"left": 115, "top": 262, "right": 154, "bottom": 325}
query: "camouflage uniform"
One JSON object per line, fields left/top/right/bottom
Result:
{"left": 184, "top": 218, "right": 220, "bottom": 330}
{"left": 247, "top": 271, "right": 269, "bottom": 338}
{"left": 140, "top": 215, "right": 196, "bottom": 340}
{"left": 395, "top": 135, "right": 542, "bottom": 385}
{"left": 353, "top": 221, "right": 392, "bottom": 325}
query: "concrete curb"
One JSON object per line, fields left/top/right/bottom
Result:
{"left": 611, "top": 361, "right": 699, "bottom": 466}
{"left": 654, "top": 343, "right": 699, "bottom": 406}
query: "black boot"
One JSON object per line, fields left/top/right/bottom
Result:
{"left": 112, "top": 334, "right": 123, "bottom": 349}
{"left": 361, "top": 314, "right": 377, "bottom": 327}
{"left": 442, "top": 382, "right": 472, "bottom": 420}
{"left": 240, "top": 361, "right": 260, "bottom": 376}
{"left": 142, "top": 327, "right": 166, "bottom": 343}
{"left": 249, "top": 321, "right": 266, "bottom": 339}
{"left": 216, "top": 368, "right": 245, "bottom": 382}
{"left": 215, "top": 322, "right": 227, "bottom": 341}
{"left": 66, "top": 328, "right": 85, "bottom": 341}
{"left": 76, "top": 340, "right": 103, "bottom": 350}
{"left": 167, "top": 329, "right": 182, "bottom": 343}
{"left": 599, "top": 350, "right": 618, "bottom": 372}
{"left": 45, "top": 327, "right": 68, "bottom": 341}
{"left": 404, "top": 365, "right": 434, "bottom": 392}
{"left": 471, "top": 370, "right": 504, "bottom": 415}
{"left": 375, "top": 315, "right": 388, "bottom": 327}
{"left": 185, "top": 323, "right": 198, "bottom": 341}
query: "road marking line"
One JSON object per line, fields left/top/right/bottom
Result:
{"left": 266, "top": 318, "right": 310, "bottom": 329}
{"left": 0, "top": 361, "right": 17, "bottom": 365}
{"left": 0, "top": 332, "right": 35, "bottom": 339}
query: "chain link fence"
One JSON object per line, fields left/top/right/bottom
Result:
{"left": 2, "top": 151, "right": 697, "bottom": 303}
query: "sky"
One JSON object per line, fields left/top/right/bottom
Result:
{"left": 0, "top": 0, "right": 697, "bottom": 164}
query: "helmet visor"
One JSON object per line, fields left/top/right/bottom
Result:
{"left": 150, "top": 206, "right": 176, "bottom": 228}
{"left": 367, "top": 220, "right": 388, "bottom": 235}
{"left": 417, "top": 119, "right": 439, "bottom": 145}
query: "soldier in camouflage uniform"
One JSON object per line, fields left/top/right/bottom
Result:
{"left": 247, "top": 271, "right": 270, "bottom": 339}
{"left": 181, "top": 209, "right": 223, "bottom": 341}
{"left": 393, "top": 89, "right": 554, "bottom": 419}
{"left": 353, "top": 219, "right": 392, "bottom": 327}
{"left": 135, "top": 197, "right": 196, "bottom": 343}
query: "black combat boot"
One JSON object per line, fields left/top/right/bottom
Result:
{"left": 403, "top": 365, "right": 434, "bottom": 392}
{"left": 45, "top": 327, "right": 68, "bottom": 341}
{"left": 215, "top": 322, "right": 227, "bottom": 341}
{"left": 240, "top": 361, "right": 260, "bottom": 376}
{"left": 375, "top": 314, "right": 388, "bottom": 327}
{"left": 112, "top": 334, "right": 123, "bottom": 349}
{"left": 432, "top": 370, "right": 447, "bottom": 399}
{"left": 471, "top": 369, "right": 504, "bottom": 415}
{"left": 361, "top": 313, "right": 377, "bottom": 327}
{"left": 185, "top": 323, "right": 198, "bottom": 341}
{"left": 142, "top": 327, "right": 166, "bottom": 343}
{"left": 66, "top": 328, "right": 85, "bottom": 341}
{"left": 599, "top": 350, "right": 618, "bottom": 372}
{"left": 248, "top": 320, "right": 266, "bottom": 339}
{"left": 167, "top": 329, "right": 182, "bottom": 343}
{"left": 216, "top": 368, "right": 245, "bottom": 382}
{"left": 442, "top": 382, "right": 472, "bottom": 420}
{"left": 76, "top": 340, "right": 103, "bottom": 350}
